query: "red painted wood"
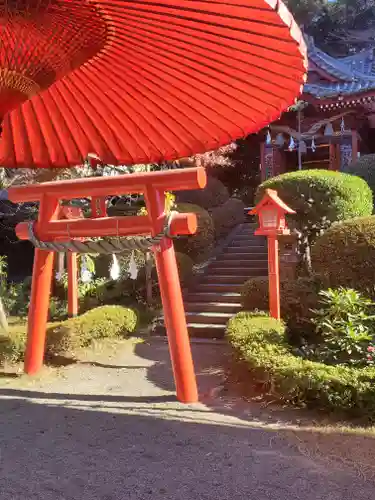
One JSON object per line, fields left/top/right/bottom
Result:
{"left": 145, "top": 186, "right": 198, "bottom": 403}
{"left": 268, "top": 236, "right": 280, "bottom": 320}
{"left": 24, "top": 196, "right": 60, "bottom": 374}
{"left": 8, "top": 167, "right": 206, "bottom": 203}
{"left": 67, "top": 253, "right": 78, "bottom": 318}
{"left": 0, "top": 1, "right": 306, "bottom": 168}
{"left": 15, "top": 212, "right": 197, "bottom": 241}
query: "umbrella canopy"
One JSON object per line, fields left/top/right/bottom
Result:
{"left": 0, "top": 0, "right": 307, "bottom": 168}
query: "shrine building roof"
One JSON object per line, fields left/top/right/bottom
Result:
{"left": 303, "top": 36, "right": 375, "bottom": 108}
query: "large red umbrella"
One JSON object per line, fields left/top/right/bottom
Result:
{"left": 0, "top": 0, "right": 307, "bottom": 168}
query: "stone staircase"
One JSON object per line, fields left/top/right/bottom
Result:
{"left": 153, "top": 222, "right": 268, "bottom": 339}
{"left": 182, "top": 223, "right": 268, "bottom": 338}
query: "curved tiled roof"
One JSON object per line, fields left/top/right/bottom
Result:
{"left": 305, "top": 36, "right": 375, "bottom": 100}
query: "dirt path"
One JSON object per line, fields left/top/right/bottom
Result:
{"left": 0, "top": 338, "right": 374, "bottom": 499}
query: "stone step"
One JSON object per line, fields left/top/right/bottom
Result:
{"left": 187, "top": 323, "right": 226, "bottom": 339}
{"left": 211, "top": 259, "right": 268, "bottom": 268}
{"left": 205, "top": 267, "right": 268, "bottom": 276}
{"left": 185, "top": 292, "right": 242, "bottom": 303}
{"left": 215, "top": 254, "right": 267, "bottom": 263}
{"left": 197, "top": 283, "right": 243, "bottom": 293}
{"left": 230, "top": 239, "right": 265, "bottom": 247}
{"left": 226, "top": 246, "right": 266, "bottom": 253}
{"left": 185, "top": 312, "right": 233, "bottom": 324}
{"left": 202, "top": 273, "right": 266, "bottom": 284}
{"left": 153, "top": 322, "right": 227, "bottom": 339}
{"left": 184, "top": 302, "right": 242, "bottom": 314}
{"left": 235, "top": 233, "right": 265, "bottom": 239}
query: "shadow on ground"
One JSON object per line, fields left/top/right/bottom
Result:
{"left": 0, "top": 394, "right": 375, "bottom": 499}
{"left": 1, "top": 338, "right": 375, "bottom": 499}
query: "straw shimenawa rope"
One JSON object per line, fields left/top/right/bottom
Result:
{"left": 27, "top": 211, "right": 179, "bottom": 254}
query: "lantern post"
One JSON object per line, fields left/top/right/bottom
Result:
{"left": 250, "top": 190, "right": 295, "bottom": 320}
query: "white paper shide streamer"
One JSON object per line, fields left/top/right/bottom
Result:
{"left": 110, "top": 254, "right": 121, "bottom": 280}
{"left": 80, "top": 255, "right": 92, "bottom": 283}
{"left": 128, "top": 251, "right": 138, "bottom": 280}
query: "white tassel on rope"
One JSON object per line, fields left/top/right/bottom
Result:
{"left": 128, "top": 251, "right": 138, "bottom": 280}
{"left": 266, "top": 129, "right": 272, "bottom": 145}
{"left": 0, "top": 297, "right": 8, "bottom": 333}
{"left": 341, "top": 117, "right": 346, "bottom": 134}
{"left": 110, "top": 254, "right": 121, "bottom": 281}
{"left": 81, "top": 255, "right": 92, "bottom": 283}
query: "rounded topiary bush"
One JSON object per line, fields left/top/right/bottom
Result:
{"left": 174, "top": 203, "right": 215, "bottom": 261}
{"left": 312, "top": 216, "right": 375, "bottom": 295}
{"left": 343, "top": 154, "right": 375, "bottom": 204}
{"left": 46, "top": 305, "right": 138, "bottom": 356}
{"left": 175, "top": 252, "right": 194, "bottom": 284}
{"left": 256, "top": 169, "right": 373, "bottom": 228}
{"left": 241, "top": 277, "right": 269, "bottom": 311}
{"left": 210, "top": 197, "right": 245, "bottom": 238}
{"left": 226, "top": 311, "right": 375, "bottom": 418}
{"left": 241, "top": 275, "right": 322, "bottom": 343}
{"left": 0, "top": 325, "right": 27, "bottom": 365}
{"left": 175, "top": 176, "right": 229, "bottom": 210}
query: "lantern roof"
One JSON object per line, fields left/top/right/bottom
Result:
{"left": 250, "top": 189, "right": 295, "bottom": 215}
{"left": 0, "top": 0, "right": 307, "bottom": 168}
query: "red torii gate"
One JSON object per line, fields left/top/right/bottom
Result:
{"left": 8, "top": 167, "right": 206, "bottom": 404}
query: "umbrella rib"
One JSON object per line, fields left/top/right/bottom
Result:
{"left": 109, "top": 24, "right": 299, "bottom": 105}
{"left": 74, "top": 68, "right": 203, "bottom": 160}
{"left": 104, "top": 37, "right": 286, "bottom": 116}
{"left": 105, "top": 2, "right": 303, "bottom": 60}
{"left": 109, "top": 10, "right": 305, "bottom": 82}
{"left": 64, "top": 74, "right": 166, "bottom": 163}
{"left": 91, "top": 52, "right": 246, "bottom": 142}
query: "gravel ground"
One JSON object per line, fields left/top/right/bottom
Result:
{"left": 0, "top": 338, "right": 374, "bottom": 499}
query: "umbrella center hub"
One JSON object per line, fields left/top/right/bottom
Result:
{"left": 0, "top": 0, "right": 109, "bottom": 116}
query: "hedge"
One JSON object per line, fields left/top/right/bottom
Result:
{"left": 343, "top": 154, "right": 375, "bottom": 204}
{"left": 175, "top": 176, "right": 229, "bottom": 209}
{"left": 174, "top": 203, "right": 215, "bottom": 261}
{"left": 226, "top": 312, "right": 375, "bottom": 418}
{"left": 312, "top": 216, "right": 375, "bottom": 295}
{"left": 0, "top": 306, "right": 138, "bottom": 365}
{"left": 0, "top": 323, "right": 27, "bottom": 365}
{"left": 256, "top": 169, "right": 373, "bottom": 229}
{"left": 210, "top": 197, "right": 245, "bottom": 238}
{"left": 46, "top": 305, "right": 138, "bottom": 356}
{"left": 241, "top": 275, "right": 322, "bottom": 343}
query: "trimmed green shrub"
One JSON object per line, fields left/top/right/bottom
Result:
{"left": 256, "top": 169, "right": 373, "bottom": 223}
{"left": 241, "top": 275, "right": 322, "bottom": 343}
{"left": 210, "top": 197, "right": 245, "bottom": 238}
{"left": 175, "top": 176, "right": 229, "bottom": 209}
{"left": 312, "top": 216, "right": 375, "bottom": 295}
{"left": 175, "top": 252, "right": 194, "bottom": 284}
{"left": 174, "top": 203, "right": 215, "bottom": 261}
{"left": 344, "top": 154, "right": 375, "bottom": 205}
{"left": 311, "top": 288, "right": 375, "bottom": 367}
{"left": 0, "top": 324, "right": 27, "bottom": 365}
{"left": 241, "top": 276, "right": 269, "bottom": 311}
{"left": 226, "top": 311, "right": 375, "bottom": 418}
{"left": 256, "top": 169, "right": 373, "bottom": 274}
{"left": 46, "top": 305, "right": 138, "bottom": 356}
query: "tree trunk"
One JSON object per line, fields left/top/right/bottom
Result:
{"left": 295, "top": 232, "right": 312, "bottom": 277}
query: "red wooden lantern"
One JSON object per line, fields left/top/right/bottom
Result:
{"left": 250, "top": 189, "right": 295, "bottom": 320}
{"left": 251, "top": 189, "right": 295, "bottom": 236}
